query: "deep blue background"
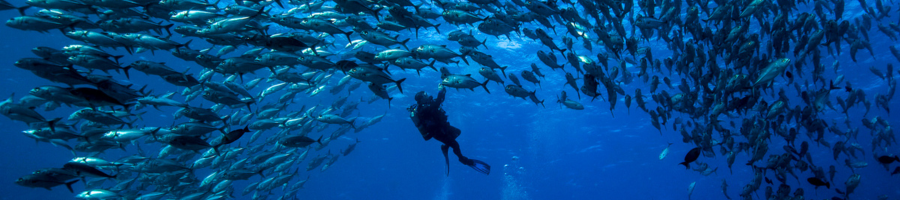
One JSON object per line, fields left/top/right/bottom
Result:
{"left": 1, "top": 0, "right": 899, "bottom": 199}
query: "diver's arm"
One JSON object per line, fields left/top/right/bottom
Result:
{"left": 435, "top": 86, "right": 447, "bottom": 104}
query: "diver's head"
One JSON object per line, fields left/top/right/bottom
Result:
{"left": 415, "top": 91, "right": 430, "bottom": 102}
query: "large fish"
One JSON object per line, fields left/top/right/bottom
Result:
{"left": 441, "top": 74, "right": 490, "bottom": 93}
{"left": 753, "top": 58, "right": 791, "bottom": 87}
{"left": 280, "top": 135, "right": 322, "bottom": 148}
{"left": 341, "top": 61, "right": 407, "bottom": 93}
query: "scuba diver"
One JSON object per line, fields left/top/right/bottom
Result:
{"left": 408, "top": 86, "right": 491, "bottom": 175}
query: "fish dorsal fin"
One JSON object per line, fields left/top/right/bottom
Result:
{"left": 3, "top": 93, "right": 13, "bottom": 104}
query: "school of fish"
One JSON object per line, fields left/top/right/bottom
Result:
{"left": 1, "top": 0, "right": 899, "bottom": 199}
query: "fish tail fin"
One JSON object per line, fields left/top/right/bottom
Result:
{"left": 679, "top": 162, "right": 690, "bottom": 169}
{"left": 481, "top": 79, "right": 491, "bottom": 94}
{"left": 413, "top": 3, "right": 423, "bottom": 13}
{"left": 213, "top": 145, "right": 221, "bottom": 156}
{"left": 46, "top": 117, "right": 62, "bottom": 132}
{"left": 250, "top": 7, "right": 266, "bottom": 19}
{"left": 500, "top": 66, "right": 508, "bottom": 78}
{"left": 64, "top": 21, "right": 81, "bottom": 31}
{"left": 177, "top": 39, "right": 193, "bottom": 50}
{"left": 433, "top": 24, "right": 442, "bottom": 34}
{"left": 381, "top": 63, "right": 393, "bottom": 75}
{"left": 829, "top": 80, "right": 840, "bottom": 90}
{"left": 16, "top": 6, "right": 30, "bottom": 16}
{"left": 394, "top": 78, "right": 406, "bottom": 93}
{"left": 112, "top": 55, "right": 125, "bottom": 64}
{"left": 122, "top": 66, "right": 131, "bottom": 79}
{"left": 482, "top": 38, "right": 488, "bottom": 49}
{"left": 315, "top": 135, "right": 323, "bottom": 145}
{"left": 401, "top": 38, "right": 411, "bottom": 50}
{"left": 427, "top": 60, "right": 438, "bottom": 71}
{"left": 459, "top": 51, "right": 470, "bottom": 65}
{"left": 273, "top": 0, "right": 284, "bottom": 8}
{"left": 149, "top": 127, "right": 161, "bottom": 141}
{"left": 826, "top": 182, "right": 830, "bottom": 189}
{"left": 211, "top": 0, "right": 221, "bottom": 10}
{"left": 344, "top": 31, "right": 354, "bottom": 42}
{"left": 64, "top": 180, "right": 78, "bottom": 193}
{"left": 164, "top": 23, "right": 174, "bottom": 37}
{"left": 371, "top": 7, "right": 383, "bottom": 19}
{"left": 245, "top": 100, "right": 254, "bottom": 113}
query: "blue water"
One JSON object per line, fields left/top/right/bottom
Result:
{"left": 1, "top": 0, "right": 900, "bottom": 199}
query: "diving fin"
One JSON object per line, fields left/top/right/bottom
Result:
{"left": 441, "top": 145, "right": 450, "bottom": 176}
{"left": 468, "top": 159, "right": 491, "bottom": 175}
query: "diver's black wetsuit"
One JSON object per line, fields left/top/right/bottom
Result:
{"left": 409, "top": 88, "right": 474, "bottom": 166}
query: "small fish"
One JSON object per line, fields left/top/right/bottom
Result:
{"left": 876, "top": 155, "right": 899, "bottom": 164}
{"left": 679, "top": 147, "right": 701, "bottom": 169}
{"left": 687, "top": 181, "right": 696, "bottom": 200}
{"left": 721, "top": 179, "right": 731, "bottom": 200}
{"left": 807, "top": 177, "right": 830, "bottom": 189}
{"left": 217, "top": 126, "right": 251, "bottom": 148}
{"left": 659, "top": 143, "right": 673, "bottom": 160}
